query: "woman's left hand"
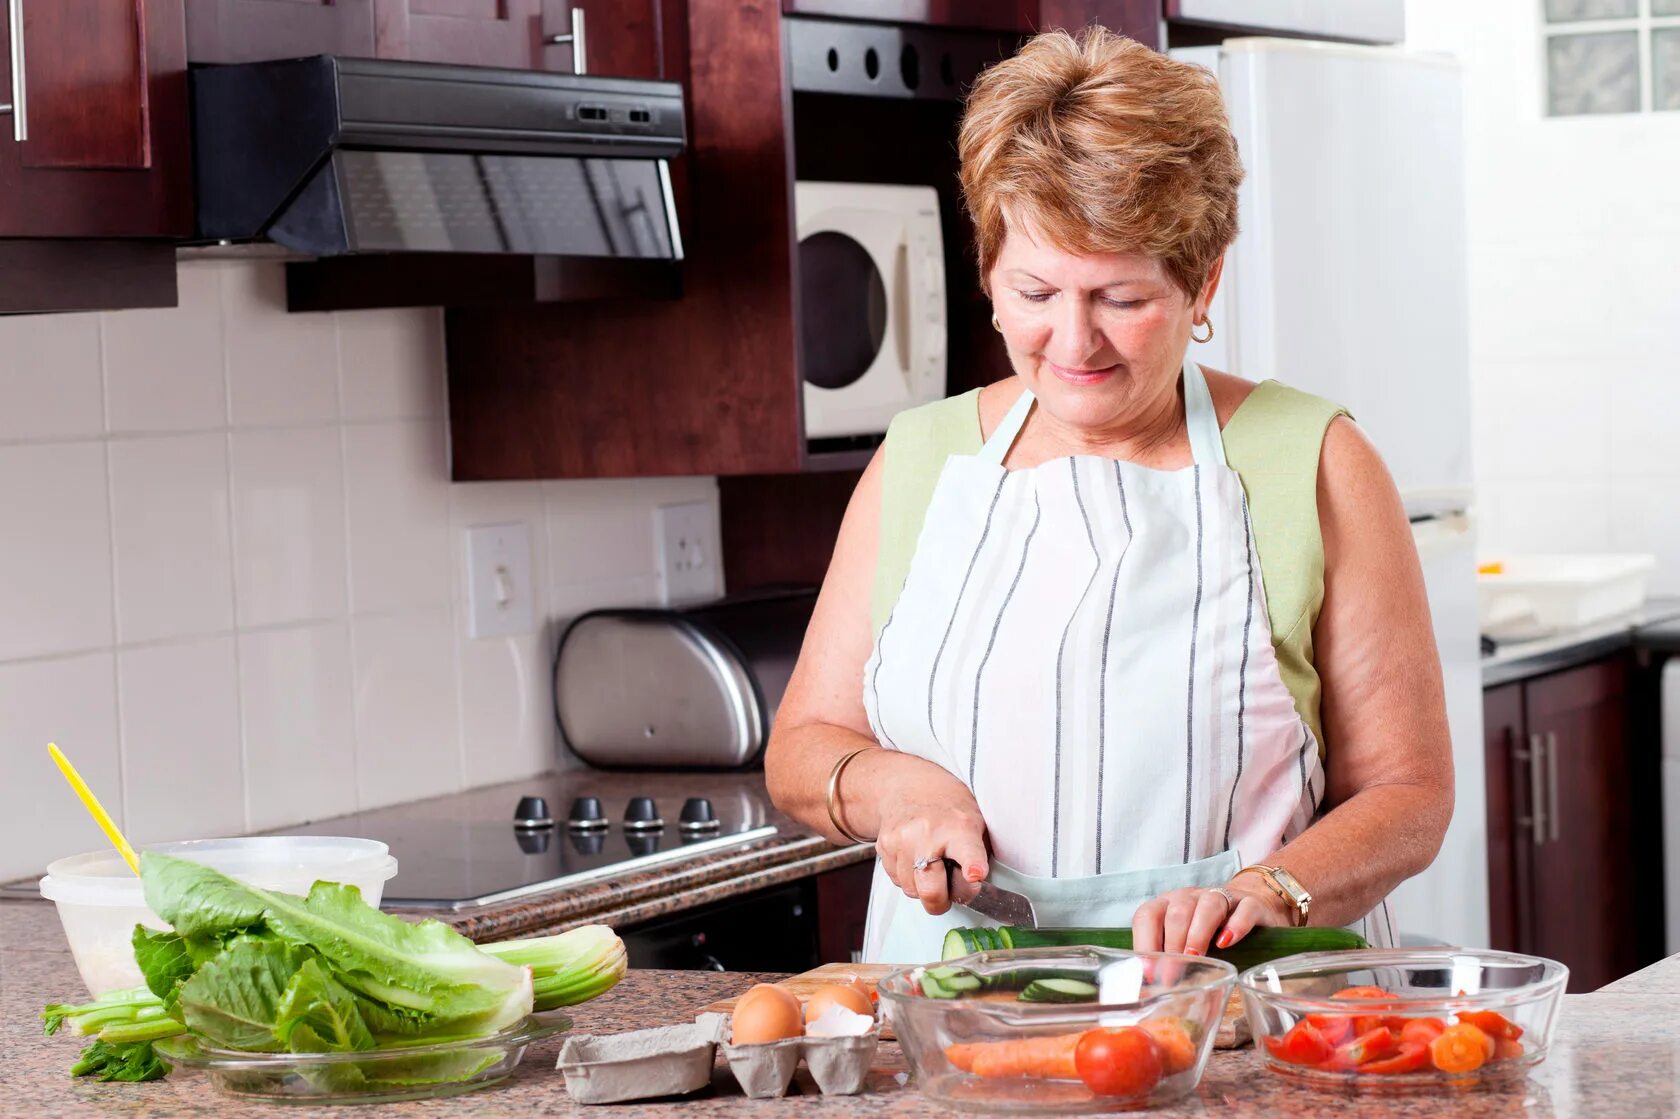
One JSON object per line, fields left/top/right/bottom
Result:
{"left": 1132, "top": 877, "right": 1294, "bottom": 956}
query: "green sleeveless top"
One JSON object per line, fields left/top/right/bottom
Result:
{"left": 869, "top": 380, "right": 1348, "bottom": 756}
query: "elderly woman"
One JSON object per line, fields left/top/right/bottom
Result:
{"left": 765, "top": 28, "right": 1452, "bottom": 963}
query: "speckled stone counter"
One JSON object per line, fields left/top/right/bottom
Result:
{"left": 8, "top": 898, "right": 1680, "bottom": 1118}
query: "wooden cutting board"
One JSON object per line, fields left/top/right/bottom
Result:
{"left": 695, "top": 963, "right": 1251, "bottom": 1048}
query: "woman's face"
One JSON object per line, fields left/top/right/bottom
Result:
{"left": 989, "top": 228, "right": 1220, "bottom": 436}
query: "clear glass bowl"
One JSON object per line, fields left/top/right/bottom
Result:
{"left": 878, "top": 947, "right": 1237, "bottom": 1114}
{"left": 1238, "top": 948, "right": 1567, "bottom": 1090}
{"left": 152, "top": 1013, "right": 571, "bottom": 1105}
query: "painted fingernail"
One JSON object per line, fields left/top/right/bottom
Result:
{"left": 1217, "top": 931, "right": 1234, "bottom": 949}
{"left": 1185, "top": 947, "right": 1202, "bottom": 956}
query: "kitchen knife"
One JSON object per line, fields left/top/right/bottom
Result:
{"left": 943, "top": 858, "right": 1038, "bottom": 929}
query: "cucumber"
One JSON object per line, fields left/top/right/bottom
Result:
{"left": 920, "top": 972, "right": 953, "bottom": 999}
{"left": 940, "top": 925, "right": 1369, "bottom": 972}
{"left": 1019, "top": 978, "right": 1099, "bottom": 1003}
{"left": 920, "top": 965, "right": 981, "bottom": 998}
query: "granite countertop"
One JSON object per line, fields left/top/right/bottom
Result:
{"left": 1481, "top": 596, "right": 1680, "bottom": 688}
{"left": 7, "top": 897, "right": 1680, "bottom": 1118}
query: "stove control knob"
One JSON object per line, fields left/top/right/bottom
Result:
{"left": 678, "top": 797, "right": 721, "bottom": 833}
{"left": 623, "top": 796, "right": 665, "bottom": 832}
{"left": 513, "top": 795, "right": 554, "bottom": 830}
{"left": 567, "top": 796, "right": 609, "bottom": 831}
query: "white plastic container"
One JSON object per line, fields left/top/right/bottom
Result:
{"left": 39, "top": 837, "right": 398, "bottom": 996}
{"left": 1478, "top": 553, "right": 1657, "bottom": 638}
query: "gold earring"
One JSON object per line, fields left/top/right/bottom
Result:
{"left": 1191, "top": 318, "right": 1214, "bottom": 344}
{"left": 991, "top": 313, "right": 1002, "bottom": 333}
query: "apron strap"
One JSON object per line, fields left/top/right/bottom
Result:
{"left": 978, "top": 387, "right": 1035, "bottom": 465}
{"left": 1183, "top": 355, "right": 1228, "bottom": 468}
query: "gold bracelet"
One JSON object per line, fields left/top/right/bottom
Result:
{"left": 825, "top": 748, "right": 875, "bottom": 845}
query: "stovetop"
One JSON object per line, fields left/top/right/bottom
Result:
{"left": 274, "top": 772, "right": 781, "bottom": 911}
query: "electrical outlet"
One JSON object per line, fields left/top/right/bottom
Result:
{"left": 465, "top": 522, "right": 535, "bottom": 638}
{"left": 654, "top": 501, "right": 720, "bottom": 606}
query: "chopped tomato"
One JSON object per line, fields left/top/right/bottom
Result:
{"left": 1303, "top": 1013, "right": 1355, "bottom": 1045}
{"left": 1266, "top": 1020, "right": 1335, "bottom": 1067}
{"left": 1456, "top": 1010, "right": 1523, "bottom": 1041}
{"left": 1329, "top": 1027, "right": 1398, "bottom": 1071}
{"left": 1332, "top": 986, "right": 1398, "bottom": 1001}
{"left": 1360, "top": 1041, "right": 1430, "bottom": 1075}
{"left": 1075, "top": 1028, "right": 1163, "bottom": 1098}
{"left": 1399, "top": 1018, "right": 1448, "bottom": 1048}
{"left": 1429, "top": 1024, "right": 1491, "bottom": 1074}
{"left": 1493, "top": 1037, "right": 1525, "bottom": 1062}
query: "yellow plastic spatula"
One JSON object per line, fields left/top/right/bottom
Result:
{"left": 47, "top": 742, "right": 141, "bottom": 876}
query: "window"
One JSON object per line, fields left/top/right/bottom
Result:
{"left": 1543, "top": 0, "right": 1680, "bottom": 114}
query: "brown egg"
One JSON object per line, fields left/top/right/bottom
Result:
{"left": 803, "top": 982, "right": 873, "bottom": 1023}
{"left": 731, "top": 983, "right": 805, "bottom": 1045}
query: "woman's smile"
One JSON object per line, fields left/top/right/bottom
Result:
{"left": 1045, "top": 359, "right": 1121, "bottom": 386}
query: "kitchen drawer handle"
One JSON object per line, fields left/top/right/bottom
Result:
{"left": 545, "top": 7, "right": 588, "bottom": 76}
{"left": 1545, "top": 731, "right": 1560, "bottom": 843}
{"left": 1, "top": 0, "right": 24, "bottom": 142}
{"left": 1516, "top": 733, "right": 1547, "bottom": 846}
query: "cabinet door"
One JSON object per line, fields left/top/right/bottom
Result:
{"left": 0, "top": 0, "right": 192, "bottom": 237}
{"left": 185, "top": 0, "right": 377, "bottom": 63}
{"left": 374, "top": 0, "right": 543, "bottom": 68}
{"left": 1524, "top": 658, "right": 1637, "bottom": 992}
{"left": 1166, "top": 0, "right": 1403, "bottom": 43}
{"left": 1483, "top": 683, "right": 1526, "bottom": 952}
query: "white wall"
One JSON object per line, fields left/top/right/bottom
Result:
{"left": 1407, "top": 0, "right": 1680, "bottom": 593}
{"left": 0, "top": 260, "right": 719, "bottom": 880}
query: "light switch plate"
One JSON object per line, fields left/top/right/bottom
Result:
{"left": 465, "top": 522, "right": 535, "bottom": 639}
{"left": 654, "top": 501, "right": 721, "bottom": 606}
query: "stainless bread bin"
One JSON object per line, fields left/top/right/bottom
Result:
{"left": 552, "top": 589, "right": 816, "bottom": 769}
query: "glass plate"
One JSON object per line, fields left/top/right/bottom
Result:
{"left": 153, "top": 1012, "right": 572, "bottom": 1105}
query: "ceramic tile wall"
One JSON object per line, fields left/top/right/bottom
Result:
{"left": 0, "top": 260, "right": 721, "bottom": 880}
{"left": 1408, "top": 0, "right": 1680, "bottom": 593}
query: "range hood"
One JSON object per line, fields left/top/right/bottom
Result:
{"left": 190, "top": 56, "right": 686, "bottom": 309}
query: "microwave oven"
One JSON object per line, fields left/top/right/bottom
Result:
{"left": 795, "top": 181, "right": 947, "bottom": 442}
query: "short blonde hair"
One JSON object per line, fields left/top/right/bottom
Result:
{"left": 958, "top": 27, "right": 1243, "bottom": 299}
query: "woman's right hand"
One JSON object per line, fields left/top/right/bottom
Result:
{"left": 867, "top": 754, "right": 991, "bottom": 916}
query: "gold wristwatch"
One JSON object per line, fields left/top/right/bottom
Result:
{"left": 1238, "top": 864, "right": 1312, "bottom": 927}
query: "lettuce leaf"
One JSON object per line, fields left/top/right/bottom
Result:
{"left": 277, "top": 958, "right": 374, "bottom": 1053}
{"left": 176, "top": 936, "right": 308, "bottom": 1052}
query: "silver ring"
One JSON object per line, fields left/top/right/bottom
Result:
{"left": 1211, "top": 887, "right": 1237, "bottom": 913}
{"left": 912, "top": 855, "right": 939, "bottom": 873}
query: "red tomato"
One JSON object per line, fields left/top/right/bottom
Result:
{"left": 1329, "top": 1027, "right": 1398, "bottom": 1071}
{"left": 1493, "top": 1037, "right": 1525, "bottom": 1062}
{"left": 1399, "top": 1018, "right": 1448, "bottom": 1048}
{"left": 1332, "top": 986, "right": 1398, "bottom": 1001}
{"left": 1303, "top": 1014, "right": 1355, "bottom": 1045}
{"left": 1360, "top": 1042, "right": 1430, "bottom": 1075}
{"left": 1457, "top": 1010, "right": 1523, "bottom": 1041}
{"left": 1075, "top": 1028, "right": 1164, "bottom": 1098}
{"left": 1266, "top": 1021, "right": 1335, "bottom": 1067}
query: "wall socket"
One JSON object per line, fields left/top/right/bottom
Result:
{"left": 654, "top": 501, "right": 721, "bottom": 606}
{"left": 465, "top": 522, "right": 536, "bottom": 639}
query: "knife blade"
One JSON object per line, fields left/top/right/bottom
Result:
{"left": 943, "top": 858, "right": 1038, "bottom": 929}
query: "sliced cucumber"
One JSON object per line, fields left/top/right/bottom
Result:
{"left": 1019, "top": 978, "right": 1099, "bottom": 1003}
{"left": 941, "top": 925, "right": 1369, "bottom": 971}
{"left": 944, "top": 974, "right": 982, "bottom": 993}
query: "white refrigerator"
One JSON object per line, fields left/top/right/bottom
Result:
{"left": 1173, "top": 38, "right": 1488, "bottom": 949}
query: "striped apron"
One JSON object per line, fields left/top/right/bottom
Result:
{"left": 860, "top": 357, "right": 1395, "bottom": 963}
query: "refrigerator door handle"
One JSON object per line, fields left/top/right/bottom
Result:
{"left": 1516, "top": 734, "right": 1546, "bottom": 846}
{"left": 1545, "top": 731, "right": 1561, "bottom": 843}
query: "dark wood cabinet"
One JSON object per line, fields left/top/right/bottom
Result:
{"left": 0, "top": 0, "right": 192, "bottom": 238}
{"left": 186, "top": 0, "right": 376, "bottom": 62}
{"left": 1485, "top": 658, "right": 1653, "bottom": 992}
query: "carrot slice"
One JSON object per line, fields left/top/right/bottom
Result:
{"left": 1429, "top": 1024, "right": 1491, "bottom": 1074}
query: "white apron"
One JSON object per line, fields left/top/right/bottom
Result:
{"left": 860, "top": 358, "right": 1396, "bottom": 963}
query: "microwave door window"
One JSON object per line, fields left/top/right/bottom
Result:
{"left": 800, "top": 231, "right": 887, "bottom": 390}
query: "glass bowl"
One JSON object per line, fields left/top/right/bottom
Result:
{"left": 878, "top": 946, "right": 1237, "bottom": 1113}
{"left": 152, "top": 1013, "right": 570, "bottom": 1105}
{"left": 1238, "top": 948, "right": 1567, "bottom": 1090}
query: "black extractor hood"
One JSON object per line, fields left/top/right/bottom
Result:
{"left": 191, "top": 56, "right": 686, "bottom": 310}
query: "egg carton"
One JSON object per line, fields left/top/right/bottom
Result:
{"left": 718, "top": 1025, "right": 882, "bottom": 1098}
{"left": 556, "top": 1013, "right": 731, "bottom": 1104}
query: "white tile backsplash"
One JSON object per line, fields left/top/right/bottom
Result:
{"left": 239, "top": 623, "right": 358, "bottom": 831}
{"left": 0, "top": 259, "right": 717, "bottom": 881}
{"left": 230, "top": 427, "right": 348, "bottom": 627}
{"left": 118, "top": 637, "right": 246, "bottom": 845}
{"left": 352, "top": 610, "right": 464, "bottom": 810}
{"left": 103, "top": 263, "right": 227, "bottom": 434}
{"left": 0, "top": 312, "right": 104, "bottom": 442}
{"left": 0, "top": 443, "right": 114, "bottom": 661}
{"left": 0, "top": 653, "right": 122, "bottom": 876}
{"left": 108, "top": 434, "right": 235, "bottom": 644}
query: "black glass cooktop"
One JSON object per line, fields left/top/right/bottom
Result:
{"left": 275, "top": 772, "right": 781, "bottom": 911}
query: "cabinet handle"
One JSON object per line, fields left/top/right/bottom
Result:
{"left": 1516, "top": 733, "right": 1546, "bottom": 846}
{"left": 545, "top": 7, "right": 588, "bottom": 76}
{"left": 1545, "top": 731, "right": 1560, "bottom": 843}
{"left": 1, "top": 0, "right": 25, "bottom": 142}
